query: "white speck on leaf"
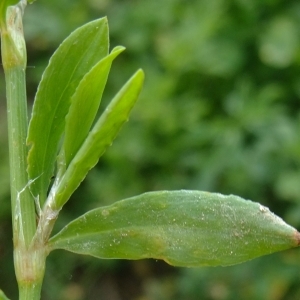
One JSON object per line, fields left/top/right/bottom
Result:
{"left": 259, "top": 205, "right": 268, "bottom": 213}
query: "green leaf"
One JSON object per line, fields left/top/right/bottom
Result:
{"left": 0, "top": 289, "right": 10, "bottom": 300}
{"left": 48, "top": 191, "right": 300, "bottom": 267}
{"left": 27, "top": 18, "right": 109, "bottom": 205}
{"left": 50, "top": 69, "right": 144, "bottom": 210}
{"left": 62, "top": 46, "right": 125, "bottom": 169}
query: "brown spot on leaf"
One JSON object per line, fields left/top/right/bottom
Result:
{"left": 294, "top": 230, "right": 300, "bottom": 246}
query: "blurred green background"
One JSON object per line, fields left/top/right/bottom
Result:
{"left": 1, "top": 0, "right": 300, "bottom": 299}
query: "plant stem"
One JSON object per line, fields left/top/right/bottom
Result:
{"left": 4, "top": 66, "right": 36, "bottom": 246}
{"left": 1, "top": 0, "right": 36, "bottom": 249}
{"left": 14, "top": 247, "right": 46, "bottom": 300}
{"left": 1, "top": 2, "right": 45, "bottom": 299}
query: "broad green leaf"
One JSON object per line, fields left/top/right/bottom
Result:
{"left": 0, "top": 289, "right": 10, "bottom": 300}
{"left": 63, "top": 46, "right": 125, "bottom": 169}
{"left": 27, "top": 18, "right": 109, "bottom": 205}
{"left": 48, "top": 191, "right": 300, "bottom": 267}
{"left": 50, "top": 69, "right": 144, "bottom": 209}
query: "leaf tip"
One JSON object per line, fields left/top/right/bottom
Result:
{"left": 111, "top": 45, "right": 126, "bottom": 55}
{"left": 294, "top": 230, "right": 300, "bottom": 247}
{"left": 136, "top": 68, "right": 145, "bottom": 81}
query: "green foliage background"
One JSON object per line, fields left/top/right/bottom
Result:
{"left": 1, "top": 0, "right": 300, "bottom": 299}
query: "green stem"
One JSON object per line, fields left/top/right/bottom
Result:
{"left": 14, "top": 247, "right": 46, "bottom": 300}
{"left": 1, "top": 0, "right": 35, "bottom": 250}
{"left": 5, "top": 66, "right": 36, "bottom": 246}
{"left": 1, "top": 2, "right": 46, "bottom": 300}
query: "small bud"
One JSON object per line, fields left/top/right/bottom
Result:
{"left": 1, "top": 1, "right": 26, "bottom": 70}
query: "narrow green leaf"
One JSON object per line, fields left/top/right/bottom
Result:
{"left": 0, "top": 289, "right": 10, "bottom": 300}
{"left": 27, "top": 18, "right": 109, "bottom": 205}
{"left": 50, "top": 69, "right": 144, "bottom": 210}
{"left": 48, "top": 191, "right": 300, "bottom": 267}
{"left": 63, "top": 46, "right": 125, "bottom": 169}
